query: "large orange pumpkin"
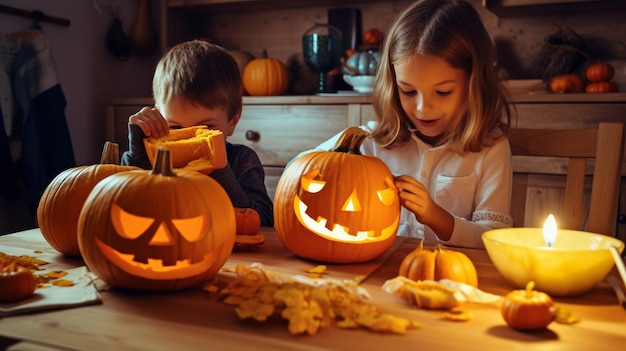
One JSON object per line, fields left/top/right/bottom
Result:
{"left": 37, "top": 142, "right": 139, "bottom": 257}
{"left": 77, "top": 147, "right": 236, "bottom": 291}
{"left": 242, "top": 50, "right": 289, "bottom": 96}
{"left": 274, "top": 127, "right": 400, "bottom": 263}
{"left": 398, "top": 240, "right": 478, "bottom": 287}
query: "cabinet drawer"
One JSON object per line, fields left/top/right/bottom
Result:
{"left": 230, "top": 105, "right": 353, "bottom": 166}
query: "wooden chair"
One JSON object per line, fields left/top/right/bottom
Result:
{"left": 509, "top": 122, "right": 625, "bottom": 236}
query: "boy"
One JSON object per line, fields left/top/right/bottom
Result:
{"left": 121, "top": 40, "right": 274, "bottom": 226}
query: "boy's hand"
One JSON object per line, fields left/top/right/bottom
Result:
{"left": 129, "top": 107, "right": 169, "bottom": 138}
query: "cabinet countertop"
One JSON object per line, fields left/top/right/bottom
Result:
{"left": 106, "top": 93, "right": 626, "bottom": 106}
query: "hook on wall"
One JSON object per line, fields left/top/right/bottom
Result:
{"left": 31, "top": 10, "right": 44, "bottom": 29}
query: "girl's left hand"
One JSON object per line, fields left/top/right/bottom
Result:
{"left": 394, "top": 175, "right": 434, "bottom": 223}
{"left": 394, "top": 175, "right": 454, "bottom": 240}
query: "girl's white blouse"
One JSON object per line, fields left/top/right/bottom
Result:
{"left": 311, "top": 122, "right": 513, "bottom": 249}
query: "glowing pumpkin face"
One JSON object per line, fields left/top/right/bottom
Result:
{"left": 78, "top": 148, "right": 236, "bottom": 291}
{"left": 274, "top": 127, "right": 400, "bottom": 263}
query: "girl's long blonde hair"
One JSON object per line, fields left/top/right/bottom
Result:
{"left": 371, "top": 0, "right": 511, "bottom": 154}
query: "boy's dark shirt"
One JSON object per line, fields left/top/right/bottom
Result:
{"left": 121, "top": 124, "right": 274, "bottom": 226}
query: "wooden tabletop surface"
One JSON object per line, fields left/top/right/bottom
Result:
{"left": 1, "top": 228, "right": 625, "bottom": 351}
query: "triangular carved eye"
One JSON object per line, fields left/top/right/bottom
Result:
{"left": 342, "top": 189, "right": 362, "bottom": 212}
{"left": 301, "top": 169, "right": 325, "bottom": 193}
{"left": 173, "top": 216, "right": 208, "bottom": 242}
{"left": 377, "top": 177, "right": 397, "bottom": 206}
{"left": 111, "top": 203, "right": 154, "bottom": 239}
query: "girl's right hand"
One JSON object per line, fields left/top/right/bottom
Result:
{"left": 128, "top": 107, "right": 169, "bottom": 138}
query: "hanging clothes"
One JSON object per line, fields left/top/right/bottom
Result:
{"left": 0, "top": 29, "right": 75, "bottom": 214}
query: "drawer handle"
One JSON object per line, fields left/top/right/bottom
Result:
{"left": 245, "top": 130, "right": 260, "bottom": 142}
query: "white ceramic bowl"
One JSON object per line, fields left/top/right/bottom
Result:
{"left": 482, "top": 228, "right": 624, "bottom": 296}
{"left": 343, "top": 75, "right": 374, "bottom": 94}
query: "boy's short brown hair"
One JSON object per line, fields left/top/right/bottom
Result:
{"left": 152, "top": 40, "right": 242, "bottom": 120}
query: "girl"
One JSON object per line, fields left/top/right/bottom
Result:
{"left": 313, "top": 0, "right": 513, "bottom": 248}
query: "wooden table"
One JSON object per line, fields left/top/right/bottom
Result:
{"left": 1, "top": 228, "right": 625, "bottom": 350}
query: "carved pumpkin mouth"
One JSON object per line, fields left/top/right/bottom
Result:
{"left": 96, "top": 239, "right": 222, "bottom": 280}
{"left": 293, "top": 195, "right": 398, "bottom": 243}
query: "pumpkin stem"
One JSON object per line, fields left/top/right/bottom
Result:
{"left": 332, "top": 127, "right": 370, "bottom": 154}
{"left": 151, "top": 147, "right": 177, "bottom": 177}
{"left": 525, "top": 281, "right": 535, "bottom": 298}
{"left": 262, "top": 49, "right": 268, "bottom": 59}
{"left": 100, "top": 141, "right": 120, "bottom": 165}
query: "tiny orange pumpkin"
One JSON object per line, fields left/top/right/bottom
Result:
{"left": 548, "top": 73, "right": 584, "bottom": 93}
{"left": 0, "top": 263, "right": 37, "bottom": 303}
{"left": 235, "top": 208, "right": 261, "bottom": 236}
{"left": 501, "top": 281, "right": 555, "bottom": 331}
{"left": 585, "top": 81, "right": 619, "bottom": 93}
{"left": 398, "top": 240, "right": 478, "bottom": 287}
{"left": 585, "top": 62, "right": 615, "bottom": 82}
{"left": 242, "top": 50, "right": 289, "bottom": 96}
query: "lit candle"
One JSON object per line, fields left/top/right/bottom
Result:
{"left": 543, "top": 214, "right": 557, "bottom": 247}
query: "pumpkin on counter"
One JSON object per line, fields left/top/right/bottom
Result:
{"left": 342, "top": 51, "right": 380, "bottom": 76}
{"left": 242, "top": 50, "right": 289, "bottom": 96}
{"left": 235, "top": 207, "right": 261, "bottom": 236}
{"left": 585, "top": 62, "right": 615, "bottom": 82}
{"left": 501, "top": 281, "right": 555, "bottom": 331}
{"left": 37, "top": 142, "right": 139, "bottom": 257}
{"left": 585, "top": 81, "right": 619, "bottom": 93}
{"left": 77, "top": 147, "right": 236, "bottom": 291}
{"left": 548, "top": 73, "right": 584, "bottom": 93}
{"left": 274, "top": 127, "right": 400, "bottom": 264}
{"left": 398, "top": 240, "right": 478, "bottom": 287}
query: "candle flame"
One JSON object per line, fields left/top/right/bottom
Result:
{"left": 543, "top": 214, "right": 557, "bottom": 247}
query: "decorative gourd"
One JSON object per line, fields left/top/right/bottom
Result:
{"left": 548, "top": 73, "right": 584, "bottom": 93}
{"left": 342, "top": 51, "right": 380, "bottom": 76}
{"left": 0, "top": 263, "right": 37, "bottom": 302}
{"left": 501, "top": 281, "right": 555, "bottom": 330}
{"left": 77, "top": 147, "right": 236, "bottom": 291}
{"left": 274, "top": 127, "right": 400, "bottom": 263}
{"left": 585, "top": 81, "right": 619, "bottom": 93}
{"left": 398, "top": 240, "right": 478, "bottom": 287}
{"left": 235, "top": 207, "right": 261, "bottom": 235}
{"left": 37, "top": 142, "right": 139, "bottom": 257}
{"left": 585, "top": 62, "right": 615, "bottom": 82}
{"left": 242, "top": 50, "right": 290, "bottom": 96}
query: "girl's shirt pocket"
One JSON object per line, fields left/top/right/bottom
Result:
{"left": 433, "top": 173, "right": 477, "bottom": 217}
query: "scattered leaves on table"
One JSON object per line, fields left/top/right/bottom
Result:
{"left": 205, "top": 263, "right": 420, "bottom": 335}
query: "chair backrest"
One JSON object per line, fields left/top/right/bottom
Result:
{"left": 508, "top": 122, "right": 624, "bottom": 236}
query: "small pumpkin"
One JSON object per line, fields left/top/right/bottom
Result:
{"left": 274, "top": 127, "right": 400, "bottom": 263}
{"left": 77, "top": 147, "right": 236, "bottom": 291}
{"left": 242, "top": 50, "right": 290, "bottom": 96}
{"left": 363, "top": 28, "right": 383, "bottom": 46}
{"left": 398, "top": 240, "right": 478, "bottom": 287}
{"left": 585, "top": 81, "right": 619, "bottom": 93}
{"left": 37, "top": 142, "right": 139, "bottom": 257}
{"left": 585, "top": 63, "right": 615, "bottom": 82}
{"left": 342, "top": 51, "right": 380, "bottom": 76}
{"left": 235, "top": 207, "right": 261, "bottom": 236}
{"left": 0, "top": 263, "right": 37, "bottom": 303}
{"left": 501, "top": 281, "right": 555, "bottom": 331}
{"left": 548, "top": 73, "right": 584, "bottom": 93}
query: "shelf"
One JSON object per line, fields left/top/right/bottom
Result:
{"left": 167, "top": 0, "right": 389, "bottom": 12}
{"left": 482, "top": 0, "right": 626, "bottom": 16}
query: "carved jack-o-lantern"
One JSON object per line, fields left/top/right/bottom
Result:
{"left": 78, "top": 147, "right": 236, "bottom": 291}
{"left": 274, "top": 127, "right": 400, "bottom": 263}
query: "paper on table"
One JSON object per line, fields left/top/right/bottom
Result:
{"left": 381, "top": 276, "right": 502, "bottom": 304}
{"left": 0, "top": 266, "right": 101, "bottom": 317}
